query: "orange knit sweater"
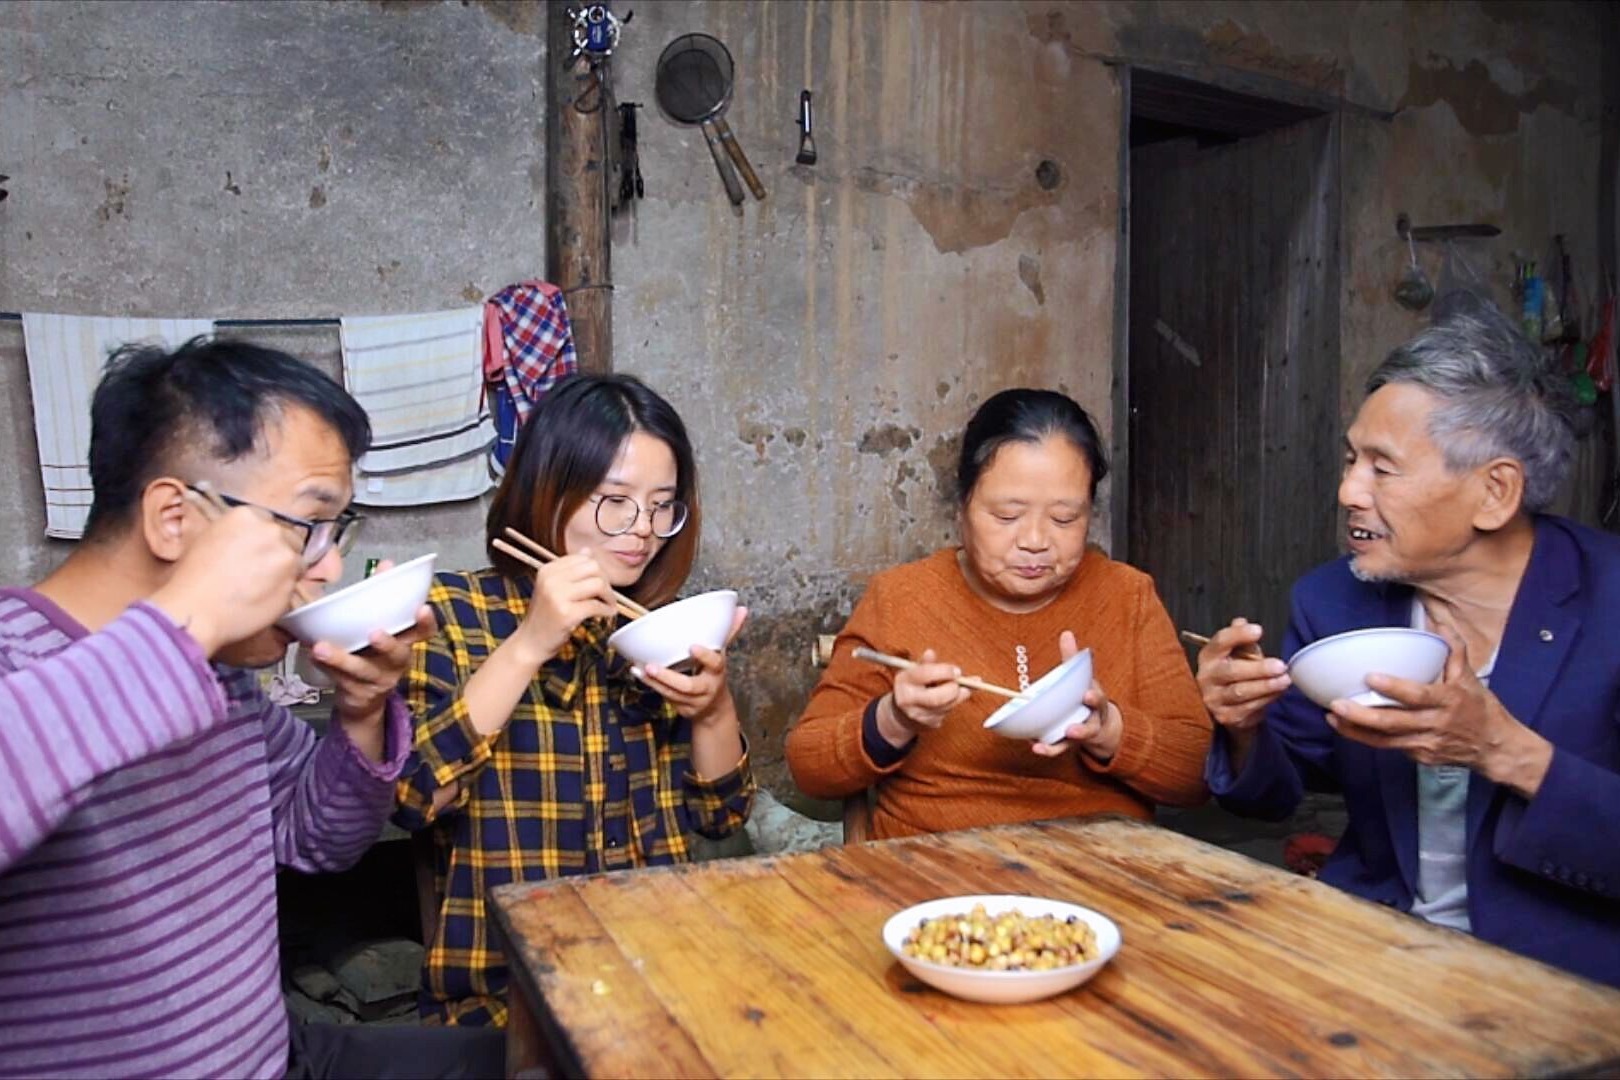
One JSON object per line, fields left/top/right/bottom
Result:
{"left": 785, "top": 546, "right": 1211, "bottom": 839}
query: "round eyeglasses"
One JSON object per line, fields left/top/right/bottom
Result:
{"left": 190, "top": 485, "right": 364, "bottom": 567}
{"left": 590, "top": 493, "right": 688, "bottom": 538}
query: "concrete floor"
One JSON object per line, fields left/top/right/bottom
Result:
{"left": 1156, "top": 793, "right": 1349, "bottom": 870}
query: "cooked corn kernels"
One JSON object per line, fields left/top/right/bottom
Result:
{"left": 901, "top": 904, "right": 1097, "bottom": 971}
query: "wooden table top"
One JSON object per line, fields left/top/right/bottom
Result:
{"left": 488, "top": 817, "right": 1620, "bottom": 1078}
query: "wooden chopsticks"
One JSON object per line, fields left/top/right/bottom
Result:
{"left": 496, "top": 528, "right": 651, "bottom": 621}
{"left": 182, "top": 482, "right": 318, "bottom": 607}
{"left": 1180, "top": 629, "right": 1262, "bottom": 659}
{"left": 851, "top": 646, "right": 1027, "bottom": 701}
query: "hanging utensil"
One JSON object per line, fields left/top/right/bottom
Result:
{"left": 796, "top": 90, "right": 817, "bottom": 166}
{"left": 1393, "top": 232, "right": 1434, "bottom": 312}
{"left": 654, "top": 33, "right": 765, "bottom": 204}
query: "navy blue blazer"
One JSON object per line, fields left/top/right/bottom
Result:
{"left": 1208, "top": 515, "right": 1620, "bottom": 988}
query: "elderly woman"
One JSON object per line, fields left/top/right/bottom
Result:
{"left": 1196, "top": 309, "right": 1620, "bottom": 989}
{"left": 785, "top": 389, "right": 1211, "bottom": 838}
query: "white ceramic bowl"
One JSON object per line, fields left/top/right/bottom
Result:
{"left": 275, "top": 553, "right": 436, "bottom": 654}
{"left": 607, "top": 589, "right": 738, "bottom": 671}
{"left": 1287, "top": 627, "right": 1449, "bottom": 708}
{"left": 882, "top": 894, "right": 1122, "bottom": 1004}
{"left": 982, "top": 648, "right": 1093, "bottom": 745}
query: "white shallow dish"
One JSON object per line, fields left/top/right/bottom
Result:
{"left": 275, "top": 553, "right": 436, "bottom": 653}
{"left": 1287, "top": 626, "right": 1449, "bottom": 708}
{"left": 982, "top": 648, "right": 1093, "bottom": 745}
{"left": 607, "top": 589, "right": 738, "bottom": 671}
{"left": 882, "top": 894, "right": 1121, "bottom": 1004}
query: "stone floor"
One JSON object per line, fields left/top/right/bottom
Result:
{"left": 278, "top": 840, "right": 425, "bottom": 1027}
{"left": 1155, "top": 792, "right": 1348, "bottom": 870}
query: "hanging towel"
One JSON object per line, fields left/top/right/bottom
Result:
{"left": 340, "top": 307, "right": 492, "bottom": 507}
{"left": 484, "top": 280, "right": 578, "bottom": 476}
{"left": 21, "top": 314, "right": 213, "bottom": 539}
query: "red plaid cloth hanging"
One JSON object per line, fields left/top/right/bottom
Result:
{"left": 483, "top": 280, "right": 579, "bottom": 425}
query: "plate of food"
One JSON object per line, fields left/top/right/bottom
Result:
{"left": 882, "top": 893, "right": 1121, "bottom": 1004}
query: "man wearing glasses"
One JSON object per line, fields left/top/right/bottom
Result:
{"left": 0, "top": 338, "right": 502, "bottom": 1077}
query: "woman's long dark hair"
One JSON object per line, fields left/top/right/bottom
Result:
{"left": 486, "top": 373, "right": 699, "bottom": 607}
{"left": 956, "top": 388, "right": 1109, "bottom": 506}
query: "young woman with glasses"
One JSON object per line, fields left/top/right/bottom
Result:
{"left": 393, "top": 373, "right": 755, "bottom": 1028}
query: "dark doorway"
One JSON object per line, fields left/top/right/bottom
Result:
{"left": 1119, "top": 69, "right": 1343, "bottom": 648}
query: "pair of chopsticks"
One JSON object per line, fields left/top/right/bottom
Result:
{"left": 851, "top": 646, "right": 1027, "bottom": 701}
{"left": 493, "top": 528, "right": 651, "bottom": 622}
{"left": 1180, "top": 630, "right": 1262, "bottom": 660}
{"left": 181, "top": 482, "right": 318, "bottom": 607}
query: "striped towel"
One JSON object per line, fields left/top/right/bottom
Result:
{"left": 340, "top": 307, "right": 492, "bottom": 507}
{"left": 21, "top": 314, "right": 213, "bottom": 539}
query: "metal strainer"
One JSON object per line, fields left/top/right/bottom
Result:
{"left": 655, "top": 33, "right": 765, "bottom": 205}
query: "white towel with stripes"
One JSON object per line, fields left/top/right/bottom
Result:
{"left": 339, "top": 307, "right": 492, "bottom": 507}
{"left": 21, "top": 314, "right": 214, "bottom": 539}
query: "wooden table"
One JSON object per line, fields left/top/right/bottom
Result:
{"left": 488, "top": 818, "right": 1620, "bottom": 1078}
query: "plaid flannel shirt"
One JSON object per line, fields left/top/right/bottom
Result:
{"left": 483, "top": 280, "right": 578, "bottom": 424}
{"left": 394, "top": 568, "right": 755, "bottom": 1027}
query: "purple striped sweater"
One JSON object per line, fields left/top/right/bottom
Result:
{"left": 0, "top": 589, "right": 410, "bottom": 1079}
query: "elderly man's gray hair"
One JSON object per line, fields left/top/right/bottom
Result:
{"left": 1366, "top": 310, "right": 1577, "bottom": 513}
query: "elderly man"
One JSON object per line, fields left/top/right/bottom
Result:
{"left": 1198, "top": 310, "right": 1620, "bottom": 989}
{"left": 0, "top": 338, "right": 502, "bottom": 1077}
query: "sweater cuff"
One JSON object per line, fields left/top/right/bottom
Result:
{"left": 861, "top": 696, "right": 914, "bottom": 769}
{"left": 418, "top": 696, "right": 499, "bottom": 785}
{"left": 326, "top": 693, "right": 414, "bottom": 782}
{"left": 1080, "top": 702, "right": 1153, "bottom": 780}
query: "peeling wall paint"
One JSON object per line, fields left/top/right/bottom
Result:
{"left": 612, "top": 0, "right": 1608, "bottom": 794}
{"left": 1398, "top": 57, "right": 1581, "bottom": 137}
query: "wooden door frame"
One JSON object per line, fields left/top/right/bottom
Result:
{"left": 1109, "top": 64, "right": 1133, "bottom": 560}
{"left": 1108, "top": 60, "right": 1353, "bottom": 562}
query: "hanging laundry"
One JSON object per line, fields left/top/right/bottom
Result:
{"left": 483, "top": 281, "right": 578, "bottom": 477}
{"left": 340, "top": 307, "right": 492, "bottom": 507}
{"left": 21, "top": 314, "right": 213, "bottom": 539}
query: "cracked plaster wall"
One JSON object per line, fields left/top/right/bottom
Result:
{"left": 0, "top": 0, "right": 546, "bottom": 587}
{"left": 611, "top": 0, "right": 1609, "bottom": 796}
{"left": 0, "top": 0, "right": 1609, "bottom": 801}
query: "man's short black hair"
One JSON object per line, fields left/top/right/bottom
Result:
{"left": 83, "top": 335, "right": 371, "bottom": 539}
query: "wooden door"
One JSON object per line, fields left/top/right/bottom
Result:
{"left": 1126, "top": 114, "right": 1342, "bottom": 648}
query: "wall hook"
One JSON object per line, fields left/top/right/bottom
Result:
{"left": 1396, "top": 212, "right": 1501, "bottom": 243}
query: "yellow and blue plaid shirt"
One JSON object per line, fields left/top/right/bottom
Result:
{"left": 394, "top": 568, "right": 754, "bottom": 1026}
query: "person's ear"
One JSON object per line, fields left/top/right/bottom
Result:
{"left": 1472, "top": 457, "right": 1525, "bottom": 531}
{"left": 140, "top": 478, "right": 193, "bottom": 565}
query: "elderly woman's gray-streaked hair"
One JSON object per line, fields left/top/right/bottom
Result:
{"left": 1366, "top": 309, "right": 1577, "bottom": 514}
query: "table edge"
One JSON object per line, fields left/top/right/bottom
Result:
{"left": 487, "top": 890, "right": 592, "bottom": 1080}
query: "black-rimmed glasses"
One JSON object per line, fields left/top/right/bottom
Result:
{"left": 590, "top": 493, "right": 689, "bottom": 538}
{"left": 188, "top": 485, "right": 364, "bottom": 567}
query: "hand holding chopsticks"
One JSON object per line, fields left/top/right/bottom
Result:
{"left": 1180, "top": 628, "right": 1263, "bottom": 660}
{"left": 1186, "top": 620, "right": 1289, "bottom": 734}
{"left": 497, "top": 528, "right": 650, "bottom": 622}
{"left": 852, "top": 646, "right": 1026, "bottom": 701}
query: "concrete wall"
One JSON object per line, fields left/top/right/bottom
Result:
{"left": 608, "top": 1, "right": 1121, "bottom": 795}
{"left": 611, "top": 0, "right": 1610, "bottom": 794}
{"left": 0, "top": 0, "right": 1610, "bottom": 800}
{"left": 0, "top": 0, "right": 547, "bottom": 585}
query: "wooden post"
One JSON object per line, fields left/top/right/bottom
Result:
{"left": 547, "top": 5, "right": 612, "bottom": 373}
